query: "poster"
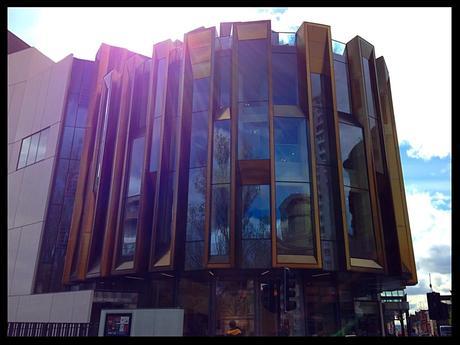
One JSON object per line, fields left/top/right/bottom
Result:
{"left": 104, "top": 313, "right": 132, "bottom": 336}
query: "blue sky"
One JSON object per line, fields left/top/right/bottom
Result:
{"left": 8, "top": 7, "right": 451, "bottom": 313}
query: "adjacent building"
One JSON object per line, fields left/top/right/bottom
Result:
{"left": 7, "top": 20, "right": 417, "bottom": 336}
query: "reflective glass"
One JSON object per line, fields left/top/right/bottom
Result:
{"left": 216, "top": 55, "right": 231, "bottom": 109}
{"left": 149, "top": 117, "right": 162, "bottom": 172}
{"left": 127, "top": 136, "right": 145, "bottom": 197}
{"left": 64, "top": 93, "right": 78, "bottom": 127}
{"left": 241, "top": 239, "right": 271, "bottom": 269}
{"left": 60, "top": 126, "right": 74, "bottom": 159}
{"left": 26, "top": 132, "right": 40, "bottom": 165}
{"left": 332, "top": 40, "right": 346, "bottom": 55}
{"left": 313, "top": 107, "right": 333, "bottom": 165}
{"left": 17, "top": 136, "right": 31, "bottom": 169}
{"left": 339, "top": 122, "right": 369, "bottom": 190}
{"left": 212, "top": 120, "right": 231, "bottom": 183}
{"left": 65, "top": 159, "right": 80, "bottom": 197}
{"left": 51, "top": 159, "right": 70, "bottom": 204}
{"left": 189, "top": 111, "right": 209, "bottom": 168}
{"left": 238, "top": 102, "right": 269, "bottom": 160}
{"left": 121, "top": 197, "right": 140, "bottom": 260}
{"left": 311, "top": 73, "right": 330, "bottom": 109}
{"left": 316, "top": 165, "right": 337, "bottom": 241}
{"left": 238, "top": 39, "right": 268, "bottom": 101}
{"left": 154, "top": 58, "right": 167, "bottom": 117}
{"left": 333, "top": 60, "right": 351, "bottom": 114}
{"left": 193, "top": 77, "right": 210, "bottom": 112}
{"left": 186, "top": 167, "right": 206, "bottom": 241}
{"left": 154, "top": 172, "right": 175, "bottom": 260}
{"left": 75, "top": 104, "right": 88, "bottom": 128}
{"left": 344, "top": 186, "right": 377, "bottom": 260}
{"left": 70, "top": 128, "right": 85, "bottom": 160}
{"left": 274, "top": 117, "right": 309, "bottom": 182}
{"left": 185, "top": 241, "right": 204, "bottom": 271}
{"left": 210, "top": 184, "right": 230, "bottom": 257}
{"left": 362, "top": 57, "right": 377, "bottom": 117}
{"left": 272, "top": 53, "right": 298, "bottom": 105}
{"left": 369, "top": 117, "right": 384, "bottom": 174}
{"left": 275, "top": 182, "right": 314, "bottom": 256}
{"left": 241, "top": 185, "right": 271, "bottom": 239}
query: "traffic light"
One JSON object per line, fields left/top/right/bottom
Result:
{"left": 284, "top": 268, "right": 297, "bottom": 311}
{"left": 261, "top": 280, "right": 279, "bottom": 313}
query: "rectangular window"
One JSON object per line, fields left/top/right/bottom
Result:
{"left": 275, "top": 182, "right": 314, "bottom": 256}
{"left": 369, "top": 117, "right": 385, "bottom": 174}
{"left": 362, "top": 57, "right": 377, "bottom": 118}
{"left": 119, "top": 196, "right": 140, "bottom": 263}
{"left": 126, "top": 136, "right": 145, "bottom": 197}
{"left": 238, "top": 102, "right": 269, "bottom": 160}
{"left": 189, "top": 111, "right": 209, "bottom": 168}
{"left": 185, "top": 167, "right": 206, "bottom": 242}
{"left": 311, "top": 73, "right": 331, "bottom": 109}
{"left": 313, "top": 107, "right": 333, "bottom": 165}
{"left": 272, "top": 53, "right": 298, "bottom": 105}
{"left": 238, "top": 39, "right": 268, "bottom": 102}
{"left": 216, "top": 54, "right": 231, "bottom": 111}
{"left": 210, "top": 184, "right": 230, "bottom": 258}
{"left": 149, "top": 117, "right": 162, "bottom": 172}
{"left": 274, "top": 117, "right": 310, "bottom": 182}
{"left": 212, "top": 120, "right": 231, "bottom": 184}
{"left": 154, "top": 58, "right": 167, "bottom": 117}
{"left": 333, "top": 60, "right": 351, "bottom": 114}
{"left": 17, "top": 127, "right": 50, "bottom": 169}
{"left": 192, "top": 77, "right": 210, "bottom": 112}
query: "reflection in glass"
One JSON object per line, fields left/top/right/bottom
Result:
{"left": 127, "top": 136, "right": 145, "bottom": 197}
{"left": 362, "top": 57, "right": 377, "bottom": 117}
{"left": 311, "top": 73, "right": 330, "bottom": 109}
{"left": 189, "top": 111, "right": 209, "bottom": 168}
{"left": 333, "top": 60, "right": 351, "bottom": 114}
{"left": 275, "top": 183, "right": 314, "bottom": 256}
{"left": 272, "top": 53, "right": 298, "bottom": 105}
{"left": 274, "top": 117, "right": 309, "bottom": 182}
{"left": 313, "top": 108, "right": 332, "bottom": 165}
{"left": 238, "top": 102, "right": 269, "bottom": 160}
{"left": 193, "top": 77, "right": 210, "bottom": 112}
{"left": 60, "top": 126, "right": 75, "bottom": 159}
{"left": 216, "top": 54, "right": 231, "bottom": 110}
{"left": 149, "top": 117, "right": 161, "bottom": 172}
{"left": 241, "top": 239, "right": 271, "bottom": 269}
{"left": 17, "top": 136, "right": 31, "bottom": 169}
{"left": 212, "top": 120, "right": 231, "bottom": 183}
{"left": 154, "top": 58, "right": 167, "bottom": 117}
{"left": 178, "top": 279, "right": 209, "bottom": 336}
{"left": 210, "top": 184, "right": 230, "bottom": 257}
{"left": 70, "top": 128, "right": 85, "bottom": 160}
{"left": 369, "top": 117, "right": 384, "bottom": 174}
{"left": 154, "top": 172, "right": 175, "bottom": 261}
{"left": 316, "top": 165, "right": 336, "bottom": 241}
{"left": 185, "top": 241, "right": 204, "bottom": 271}
{"left": 186, "top": 167, "right": 206, "bottom": 242}
{"left": 26, "top": 132, "right": 40, "bottom": 165}
{"left": 344, "top": 186, "right": 377, "bottom": 260}
{"left": 339, "top": 122, "right": 369, "bottom": 189}
{"left": 241, "top": 185, "right": 271, "bottom": 239}
{"left": 238, "top": 39, "right": 268, "bottom": 102}
{"left": 120, "top": 197, "right": 140, "bottom": 260}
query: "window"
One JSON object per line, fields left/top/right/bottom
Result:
{"left": 192, "top": 77, "right": 210, "bottom": 112}
{"left": 274, "top": 117, "right": 309, "bottom": 182}
{"left": 17, "top": 127, "right": 50, "bottom": 169}
{"left": 368, "top": 117, "right": 384, "bottom": 174}
{"left": 210, "top": 184, "right": 230, "bottom": 258}
{"left": 189, "top": 111, "right": 209, "bottom": 168}
{"left": 216, "top": 54, "right": 231, "bottom": 111}
{"left": 238, "top": 102, "right": 269, "bottom": 160}
{"left": 154, "top": 58, "right": 167, "bottom": 117}
{"left": 275, "top": 182, "right": 314, "bottom": 256}
{"left": 334, "top": 60, "right": 351, "bottom": 114}
{"left": 149, "top": 117, "right": 162, "bottom": 172}
{"left": 212, "top": 120, "right": 231, "bottom": 184}
{"left": 238, "top": 39, "right": 268, "bottom": 102}
{"left": 272, "top": 53, "right": 298, "bottom": 105}
{"left": 311, "top": 73, "right": 331, "bottom": 109}
{"left": 362, "top": 57, "right": 377, "bottom": 118}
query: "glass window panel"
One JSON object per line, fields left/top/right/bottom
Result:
{"left": 241, "top": 185, "right": 271, "bottom": 239}
{"left": 189, "top": 111, "right": 209, "bottom": 168}
{"left": 36, "top": 128, "right": 49, "bottom": 162}
{"left": 316, "top": 165, "right": 337, "bottom": 241}
{"left": 241, "top": 239, "right": 271, "bottom": 269}
{"left": 238, "top": 102, "right": 269, "bottom": 160}
{"left": 127, "top": 136, "right": 145, "bottom": 197}
{"left": 275, "top": 182, "right": 314, "bottom": 256}
{"left": 311, "top": 73, "right": 330, "bottom": 109}
{"left": 149, "top": 117, "right": 162, "bottom": 172}
{"left": 369, "top": 117, "right": 384, "bottom": 174}
{"left": 212, "top": 120, "right": 231, "bottom": 184}
{"left": 344, "top": 186, "right": 377, "bottom": 260}
{"left": 70, "top": 128, "right": 85, "bottom": 160}
{"left": 272, "top": 53, "right": 298, "bottom": 105}
{"left": 178, "top": 279, "right": 209, "bottom": 336}
{"left": 65, "top": 159, "right": 80, "bottom": 197}
{"left": 168, "top": 119, "right": 179, "bottom": 172}
{"left": 26, "top": 132, "right": 40, "bottom": 165}
{"left": 321, "top": 240, "right": 338, "bottom": 271}
{"left": 120, "top": 197, "right": 140, "bottom": 261}
{"left": 274, "top": 117, "right": 309, "bottom": 182}
{"left": 154, "top": 172, "right": 175, "bottom": 261}
{"left": 216, "top": 54, "right": 231, "bottom": 110}
{"left": 186, "top": 167, "right": 206, "bottom": 242}
{"left": 333, "top": 60, "right": 351, "bottom": 114}
{"left": 51, "top": 159, "right": 70, "bottom": 204}
{"left": 17, "top": 136, "right": 31, "bottom": 169}
{"left": 210, "top": 184, "right": 230, "bottom": 257}
{"left": 75, "top": 105, "right": 88, "bottom": 128}
{"left": 362, "top": 57, "right": 377, "bottom": 117}
{"left": 192, "top": 77, "right": 210, "bottom": 112}
{"left": 64, "top": 93, "right": 79, "bottom": 127}
{"left": 154, "top": 58, "right": 167, "bottom": 117}
{"left": 339, "top": 122, "right": 369, "bottom": 190}
{"left": 184, "top": 241, "right": 204, "bottom": 271}
{"left": 60, "top": 126, "right": 75, "bottom": 159}
{"left": 238, "top": 39, "right": 268, "bottom": 102}
{"left": 313, "top": 107, "right": 333, "bottom": 165}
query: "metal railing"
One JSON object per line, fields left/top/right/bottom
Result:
{"left": 7, "top": 322, "right": 98, "bottom": 337}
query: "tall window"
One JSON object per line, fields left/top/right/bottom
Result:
{"left": 272, "top": 53, "right": 298, "bottom": 105}
{"left": 17, "top": 127, "right": 50, "bottom": 169}
{"left": 238, "top": 102, "right": 269, "bottom": 160}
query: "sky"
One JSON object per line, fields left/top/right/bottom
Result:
{"left": 8, "top": 7, "right": 451, "bottom": 313}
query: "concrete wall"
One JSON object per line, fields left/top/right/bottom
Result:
{"left": 8, "top": 48, "right": 73, "bottom": 299}
{"left": 8, "top": 290, "right": 94, "bottom": 323}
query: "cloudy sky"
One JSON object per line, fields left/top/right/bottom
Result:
{"left": 8, "top": 7, "right": 451, "bottom": 313}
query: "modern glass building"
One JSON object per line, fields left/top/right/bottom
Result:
{"left": 8, "top": 20, "right": 417, "bottom": 336}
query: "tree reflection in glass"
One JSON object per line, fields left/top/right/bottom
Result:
{"left": 210, "top": 185, "right": 230, "bottom": 257}
{"left": 212, "top": 120, "right": 230, "bottom": 184}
